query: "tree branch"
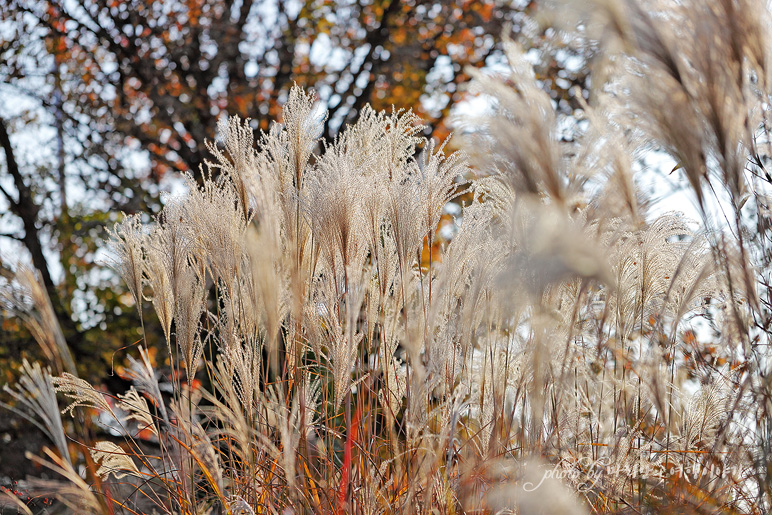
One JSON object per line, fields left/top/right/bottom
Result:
{"left": 0, "top": 180, "right": 18, "bottom": 208}
{"left": 0, "top": 115, "right": 90, "bottom": 364}
{"left": 0, "top": 232, "right": 23, "bottom": 241}
{"left": 324, "top": 0, "right": 403, "bottom": 138}
{"left": 0, "top": 117, "right": 52, "bottom": 289}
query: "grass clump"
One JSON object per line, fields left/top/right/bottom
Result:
{"left": 4, "top": 1, "right": 772, "bottom": 513}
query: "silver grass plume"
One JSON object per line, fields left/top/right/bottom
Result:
{"left": 89, "top": 441, "right": 141, "bottom": 479}
{"left": 265, "top": 386, "right": 303, "bottom": 494}
{"left": 183, "top": 170, "right": 248, "bottom": 294}
{"left": 143, "top": 238, "right": 174, "bottom": 345}
{"left": 124, "top": 346, "right": 169, "bottom": 426}
{"left": 153, "top": 198, "right": 207, "bottom": 378}
{"left": 117, "top": 386, "right": 158, "bottom": 437}
{"left": 465, "top": 40, "right": 568, "bottom": 204}
{"left": 151, "top": 199, "right": 196, "bottom": 311}
{"left": 282, "top": 85, "right": 325, "bottom": 194}
{"left": 306, "top": 136, "right": 368, "bottom": 281}
{"left": 52, "top": 372, "right": 115, "bottom": 418}
{"left": 245, "top": 149, "right": 288, "bottom": 363}
{"left": 207, "top": 114, "right": 259, "bottom": 220}
{"left": 313, "top": 274, "right": 367, "bottom": 411}
{"left": 0, "top": 265, "right": 76, "bottom": 375}
{"left": 106, "top": 213, "right": 146, "bottom": 315}
{"left": 681, "top": 379, "right": 732, "bottom": 452}
{"left": 2, "top": 360, "right": 71, "bottom": 464}
{"left": 583, "top": 0, "right": 772, "bottom": 210}
{"left": 25, "top": 447, "right": 103, "bottom": 513}
{"left": 414, "top": 138, "right": 468, "bottom": 247}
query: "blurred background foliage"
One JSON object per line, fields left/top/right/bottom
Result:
{"left": 0, "top": 0, "right": 591, "bottom": 387}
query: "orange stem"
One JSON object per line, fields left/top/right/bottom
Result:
{"left": 336, "top": 396, "right": 362, "bottom": 515}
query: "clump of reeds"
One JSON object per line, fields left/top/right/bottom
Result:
{"left": 3, "top": 0, "right": 772, "bottom": 513}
